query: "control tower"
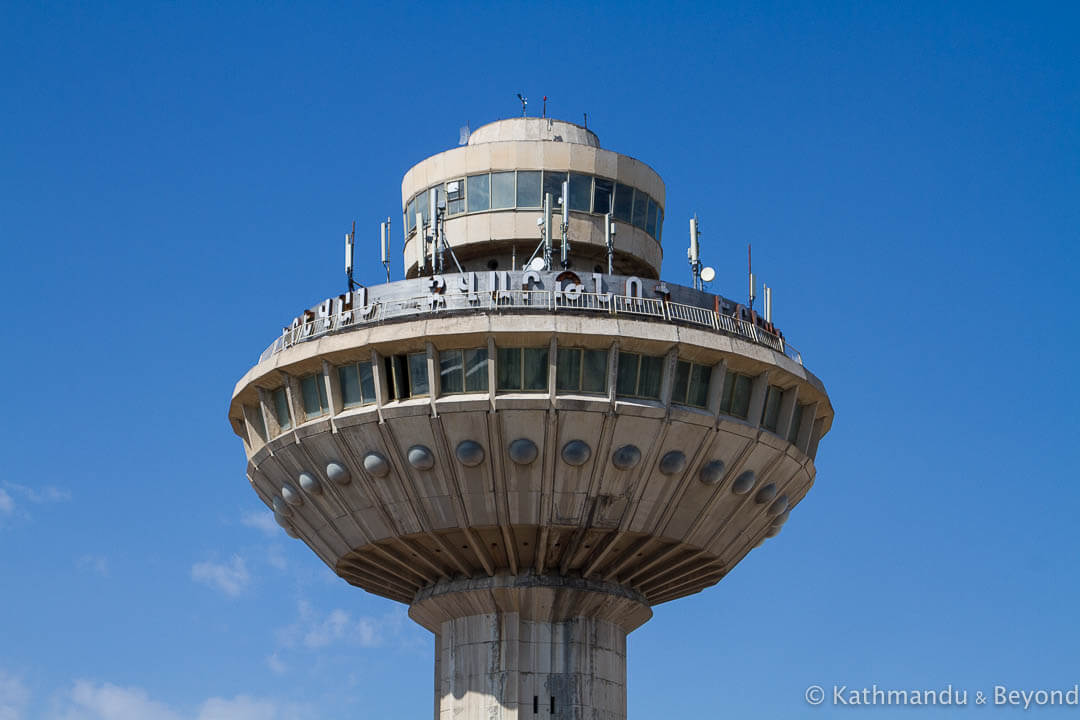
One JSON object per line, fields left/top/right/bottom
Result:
{"left": 228, "top": 117, "right": 833, "bottom": 720}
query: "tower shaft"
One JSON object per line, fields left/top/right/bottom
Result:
{"left": 410, "top": 574, "right": 650, "bottom": 720}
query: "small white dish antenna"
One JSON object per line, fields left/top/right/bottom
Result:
{"left": 536, "top": 216, "right": 544, "bottom": 226}
{"left": 700, "top": 266, "right": 716, "bottom": 283}
{"left": 527, "top": 257, "right": 546, "bottom": 272}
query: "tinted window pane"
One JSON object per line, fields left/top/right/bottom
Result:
{"left": 638, "top": 355, "right": 663, "bottom": 399}
{"left": 672, "top": 361, "right": 691, "bottom": 405}
{"left": 419, "top": 191, "right": 431, "bottom": 224}
{"left": 340, "top": 364, "right": 364, "bottom": 407}
{"left": 406, "top": 199, "right": 416, "bottom": 231}
{"left": 523, "top": 348, "right": 549, "bottom": 391}
{"left": 788, "top": 404, "right": 805, "bottom": 444}
{"left": 497, "top": 347, "right": 521, "bottom": 390}
{"left": 446, "top": 179, "right": 464, "bottom": 216}
{"left": 273, "top": 388, "right": 291, "bottom": 430}
{"left": 301, "top": 374, "right": 321, "bottom": 415}
{"left": 721, "top": 372, "right": 735, "bottom": 413}
{"left": 542, "top": 171, "right": 566, "bottom": 208}
{"left": 467, "top": 174, "right": 490, "bottom": 212}
{"left": 582, "top": 349, "right": 608, "bottom": 394}
{"left": 556, "top": 348, "right": 581, "bottom": 392}
{"left": 491, "top": 172, "right": 515, "bottom": 209}
{"left": 464, "top": 348, "right": 489, "bottom": 392}
{"left": 688, "top": 364, "right": 711, "bottom": 408}
{"left": 656, "top": 206, "right": 663, "bottom": 243}
{"left": 250, "top": 404, "right": 267, "bottom": 440}
{"left": 516, "top": 171, "right": 541, "bottom": 208}
{"left": 593, "top": 178, "right": 613, "bottom": 215}
{"left": 632, "top": 189, "right": 648, "bottom": 229}
{"left": 731, "top": 375, "right": 752, "bottom": 419}
{"left": 616, "top": 352, "right": 639, "bottom": 396}
{"left": 358, "top": 362, "right": 376, "bottom": 403}
{"left": 408, "top": 353, "right": 429, "bottom": 396}
{"left": 440, "top": 350, "right": 464, "bottom": 394}
{"left": 762, "top": 386, "right": 783, "bottom": 432}
{"left": 569, "top": 173, "right": 591, "bottom": 211}
{"left": 613, "top": 183, "right": 633, "bottom": 222}
{"left": 646, "top": 198, "right": 658, "bottom": 237}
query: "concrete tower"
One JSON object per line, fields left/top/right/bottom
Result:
{"left": 228, "top": 117, "right": 834, "bottom": 720}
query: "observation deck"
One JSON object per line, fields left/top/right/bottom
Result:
{"left": 227, "top": 117, "right": 834, "bottom": 720}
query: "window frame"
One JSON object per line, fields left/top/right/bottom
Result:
{"left": 615, "top": 351, "right": 664, "bottom": 401}
{"left": 671, "top": 360, "right": 711, "bottom": 409}
{"left": 496, "top": 346, "right": 549, "bottom": 393}
{"left": 271, "top": 386, "right": 292, "bottom": 432}
{"left": 338, "top": 361, "right": 377, "bottom": 409}
{"left": 555, "top": 347, "right": 608, "bottom": 395}
{"left": 299, "top": 373, "right": 330, "bottom": 420}
{"left": 439, "top": 348, "right": 490, "bottom": 395}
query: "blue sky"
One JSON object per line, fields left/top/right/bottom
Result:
{"left": 2, "top": 2, "right": 1078, "bottom": 718}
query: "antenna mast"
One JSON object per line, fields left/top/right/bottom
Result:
{"left": 380, "top": 217, "right": 391, "bottom": 283}
{"left": 560, "top": 180, "right": 570, "bottom": 268}
{"left": 516, "top": 93, "right": 528, "bottom": 117}
{"left": 688, "top": 215, "right": 701, "bottom": 290}
{"left": 748, "top": 243, "right": 756, "bottom": 311}
{"left": 345, "top": 221, "right": 356, "bottom": 292}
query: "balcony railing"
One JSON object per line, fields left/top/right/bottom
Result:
{"left": 259, "top": 291, "right": 802, "bottom": 366}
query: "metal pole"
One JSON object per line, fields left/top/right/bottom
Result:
{"left": 543, "top": 193, "right": 553, "bottom": 270}
{"left": 560, "top": 180, "right": 570, "bottom": 268}
{"left": 604, "top": 213, "right": 614, "bottom": 275}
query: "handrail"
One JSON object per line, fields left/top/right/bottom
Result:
{"left": 258, "top": 292, "right": 804, "bottom": 366}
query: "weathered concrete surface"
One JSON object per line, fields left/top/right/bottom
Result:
{"left": 415, "top": 574, "right": 648, "bottom": 720}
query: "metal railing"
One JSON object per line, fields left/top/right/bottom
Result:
{"left": 259, "top": 291, "right": 803, "bottom": 366}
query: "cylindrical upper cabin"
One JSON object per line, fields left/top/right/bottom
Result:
{"left": 401, "top": 118, "right": 665, "bottom": 279}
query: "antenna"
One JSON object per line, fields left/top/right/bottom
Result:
{"left": 415, "top": 211, "right": 425, "bottom": 276}
{"left": 542, "top": 95, "right": 547, "bottom": 118}
{"left": 688, "top": 215, "right": 702, "bottom": 290}
{"left": 345, "top": 221, "right": 356, "bottom": 292}
{"left": 516, "top": 93, "right": 528, "bottom": 117}
{"left": 604, "top": 213, "right": 615, "bottom": 275}
{"left": 380, "top": 217, "right": 391, "bottom": 283}
{"left": 458, "top": 124, "right": 470, "bottom": 146}
{"left": 560, "top": 179, "right": 570, "bottom": 268}
{"left": 764, "top": 284, "right": 773, "bottom": 323}
{"left": 542, "top": 193, "right": 553, "bottom": 270}
{"left": 748, "top": 244, "right": 756, "bottom": 310}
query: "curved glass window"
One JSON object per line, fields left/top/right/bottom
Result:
{"left": 516, "top": 171, "right": 541, "bottom": 208}
{"left": 631, "top": 188, "right": 648, "bottom": 230}
{"left": 405, "top": 172, "right": 664, "bottom": 241}
{"left": 568, "top": 173, "right": 592, "bottom": 212}
{"left": 542, "top": 171, "right": 566, "bottom": 207}
{"left": 491, "top": 172, "right": 515, "bottom": 209}
{"left": 613, "top": 183, "right": 633, "bottom": 223}
{"left": 593, "top": 178, "right": 613, "bottom": 215}
{"left": 467, "top": 174, "right": 490, "bottom": 212}
{"left": 445, "top": 179, "right": 464, "bottom": 216}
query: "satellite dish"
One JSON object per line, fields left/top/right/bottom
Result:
{"left": 527, "top": 257, "right": 546, "bottom": 272}
{"left": 700, "top": 266, "right": 716, "bottom": 283}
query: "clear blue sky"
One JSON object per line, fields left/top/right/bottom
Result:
{"left": 2, "top": 2, "right": 1078, "bottom": 718}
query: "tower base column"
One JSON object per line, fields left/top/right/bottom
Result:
{"left": 409, "top": 573, "right": 652, "bottom": 720}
